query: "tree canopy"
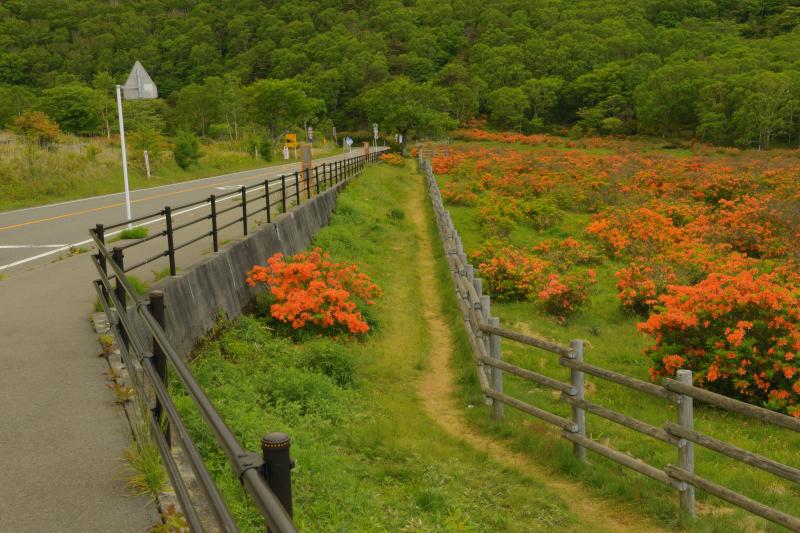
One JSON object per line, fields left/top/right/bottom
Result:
{"left": 3, "top": 0, "right": 800, "bottom": 147}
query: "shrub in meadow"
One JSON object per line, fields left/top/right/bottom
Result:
{"left": 640, "top": 270, "right": 800, "bottom": 417}
{"left": 246, "top": 247, "right": 382, "bottom": 336}
{"left": 537, "top": 270, "right": 596, "bottom": 321}
{"left": 473, "top": 244, "right": 551, "bottom": 301}
{"left": 379, "top": 153, "right": 404, "bottom": 166}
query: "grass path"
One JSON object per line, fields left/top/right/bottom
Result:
{"left": 406, "top": 165, "right": 668, "bottom": 533}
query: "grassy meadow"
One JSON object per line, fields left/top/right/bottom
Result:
{"left": 171, "top": 162, "right": 588, "bottom": 532}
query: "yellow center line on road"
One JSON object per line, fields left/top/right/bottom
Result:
{"left": 0, "top": 170, "right": 278, "bottom": 232}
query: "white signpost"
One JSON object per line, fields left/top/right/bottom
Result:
{"left": 117, "top": 61, "right": 157, "bottom": 227}
{"left": 345, "top": 136, "right": 353, "bottom": 154}
{"left": 307, "top": 126, "right": 313, "bottom": 143}
{"left": 372, "top": 123, "right": 379, "bottom": 148}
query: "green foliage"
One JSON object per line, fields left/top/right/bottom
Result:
{"left": 247, "top": 79, "right": 324, "bottom": 147}
{"left": 119, "top": 227, "right": 149, "bottom": 240}
{"left": 39, "top": 83, "right": 105, "bottom": 135}
{"left": 360, "top": 77, "right": 455, "bottom": 153}
{"left": 174, "top": 131, "right": 201, "bottom": 169}
{"left": 5, "top": 1, "right": 800, "bottom": 150}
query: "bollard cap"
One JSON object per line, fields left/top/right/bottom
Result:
{"left": 262, "top": 432, "right": 291, "bottom": 450}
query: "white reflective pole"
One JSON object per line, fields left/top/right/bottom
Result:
{"left": 116, "top": 84, "right": 133, "bottom": 228}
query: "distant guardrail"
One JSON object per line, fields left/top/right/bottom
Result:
{"left": 89, "top": 147, "right": 387, "bottom": 532}
{"left": 419, "top": 151, "right": 800, "bottom": 532}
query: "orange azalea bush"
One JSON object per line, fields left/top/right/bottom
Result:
{"left": 537, "top": 270, "right": 596, "bottom": 321}
{"left": 471, "top": 244, "right": 550, "bottom": 301}
{"left": 246, "top": 248, "right": 382, "bottom": 335}
{"left": 379, "top": 152, "right": 404, "bottom": 166}
{"left": 640, "top": 270, "right": 800, "bottom": 417}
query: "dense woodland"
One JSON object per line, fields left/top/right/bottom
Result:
{"left": 3, "top": 0, "right": 800, "bottom": 148}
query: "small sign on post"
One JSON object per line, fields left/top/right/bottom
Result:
{"left": 285, "top": 133, "right": 297, "bottom": 148}
{"left": 372, "top": 123, "right": 378, "bottom": 147}
{"left": 307, "top": 126, "right": 313, "bottom": 143}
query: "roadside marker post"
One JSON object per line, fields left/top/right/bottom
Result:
{"left": 117, "top": 61, "right": 158, "bottom": 228}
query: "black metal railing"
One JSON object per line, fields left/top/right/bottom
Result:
{"left": 95, "top": 149, "right": 387, "bottom": 276}
{"left": 89, "top": 148, "right": 388, "bottom": 532}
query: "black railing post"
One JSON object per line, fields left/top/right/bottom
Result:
{"left": 164, "top": 206, "right": 176, "bottom": 276}
{"left": 264, "top": 180, "right": 271, "bottom": 223}
{"left": 241, "top": 186, "right": 248, "bottom": 236}
{"left": 322, "top": 163, "right": 326, "bottom": 190}
{"left": 95, "top": 223, "right": 109, "bottom": 303}
{"left": 112, "top": 246, "right": 129, "bottom": 352}
{"left": 149, "top": 290, "right": 170, "bottom": 446}
{"left": 305, "top": 168, "right": 311, "bottom": 200}
{"left": 281, "top": 175, "right": 287, "bottom": 213}
{"left": 314, "top": 166, "right": 320, "bottom": 195}
{"left": 261, "top": 433, "right": 293, "bottom": 521}
{"left": 294, "top": 171, "right": 300, "bottom": 206}
{"left": 210, "top": 195, "right": 219, "bottom": 252}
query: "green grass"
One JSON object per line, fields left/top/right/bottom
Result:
{"left": 172, "top": 161, "right": 583, "bottom": 531}
{"left": 119, "top": 227, "right": 149, "bottom": 240}
{"left": 436, "top": 153, "right": 800, "bottom": 531}
{"left": 0, "top": 136, "right": 339, "bottom": 212}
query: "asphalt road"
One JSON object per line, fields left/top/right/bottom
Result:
{"left": 0, "top": 147, "right": 367, "bottom": 532}
{"left": 0, "top": 147, "right": 365, "bottom": 272}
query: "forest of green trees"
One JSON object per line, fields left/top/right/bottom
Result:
{"left": 2, "top": 0, "right": 800, "bottom": 148}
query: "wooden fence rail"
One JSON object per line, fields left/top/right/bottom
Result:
{"left": 418, "top": 150, "right": 800, "bottom": 532}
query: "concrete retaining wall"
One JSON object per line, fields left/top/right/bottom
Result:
{"left": 129, "top": 179, "right": 347, "bottom": 359}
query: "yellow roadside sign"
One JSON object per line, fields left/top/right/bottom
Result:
{"left": 285, "top": 133, "right": 297, "bottom": 148}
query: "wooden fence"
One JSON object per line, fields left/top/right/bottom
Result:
{"left": 418, "top": 152, "right": 800, "bottom": 532}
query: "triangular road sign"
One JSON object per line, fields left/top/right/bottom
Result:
{"left": 122, "top": 61, "right": 158, "bottom": 100}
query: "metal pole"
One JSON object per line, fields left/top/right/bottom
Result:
{"left": 116, "top": 85, "right": 133, "bottom": 228}
{"left": 241, "top": 186, "right": 248, "bottom": 236}
{"left": 261, "top": 433, "right": 293, "bottom": 521}
{"left": 112, "top": 246, "right": 129, "bottom": 352}
{"left": 265, "top": 179, "right": 271, "bottom": 223}
{"left": 281, "top": 175, "right": 287, "bottom": 213}
{"left": 305, "top": 168, "right": 311, "bottom": 200}
{"left": 570, "top": 339, "right": 587, "bottom": 462}
{"left": 314, "top": 166, "right": 320, "bottom": 195}
{"left": 294, "top": 171, "right": 300, "bottom": 206}
{"left": 210, "top": 195, "right": 219, "bottom": 252}
{"left": 164, "top": 206, "right": 176, "bottom": 276}
{"left": 677, "top": 369, "right": 696, "bottom": 515}
{"left": 149, "top": 290, "right": 170, "bottom": 446}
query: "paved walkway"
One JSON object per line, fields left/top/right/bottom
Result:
{"left": 0, "top": 150, "right": 366, "bottom": 531}
{"left": 0, "top": 255, "right": 156, "bottom": 532}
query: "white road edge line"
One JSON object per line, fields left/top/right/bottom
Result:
{"left": 0, "top": 180, "right": 283, "bottom": 272}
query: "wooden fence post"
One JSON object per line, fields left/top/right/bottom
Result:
{"left": 677, "top": 369, "right": 696, "bottom": 516}
{"left": 489, "top": 316, "right": 504, "bottom": 420}
{"left": 570, "top": 339, "right": 587, "bottom": 462}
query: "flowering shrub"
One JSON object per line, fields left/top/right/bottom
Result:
{"left": 478, "top": 194, "right": 525, "bottom": 237}
{"left": 520, "top": 197, "right": 563, "bottom": 230}
{"left": 441, "top": 180, "right": 479, "bottom": 206}
{"left": 640, "top": 270, "right": 800, "bottom": 417}
{"left": 246, "top": 248, "right": 382, "bottom": 335}
{"left": 537, "top": 270, "right": 596, "bottom": 321}
{"left": 379, "top": 153, "right": 404, "bottom": 166}
{"left": 616, "top": 262, "right": 679, "bottom": 315}
{"left": 473, "top": 244, "right": 551, "bottom": 301}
